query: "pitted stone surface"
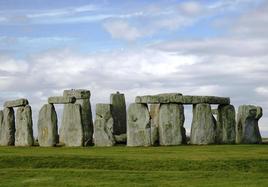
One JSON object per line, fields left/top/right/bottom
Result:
{"left": 48, "top": 96, "right": 76, "bottom": 104}
{"left": 149, "top": 104, "right": 160, "bottom": 145}
{"left": 159, "top": 104, "right": 185, "bottom": 145}
{"left": 110, "top": 92, "right": 126, "bottom": 135}
{"left": 127, "top": 103, "right": 151, "bottom": 146}
{"left": 38, "top": 104, "right": 58, "bottom": 147}
{"left": 0, "top": 108, "right": 15, "bottom": 146}
{"left": 4, "top": 98, "right": 29, "bottom": 108}
{"left": 94, "top": 104, "right": 115, "bottom": 146}
{"left": 63, "top": 89, "right": 93, "bottom": 146}
{"left": 190, "top": 104, "right": 216, "bottom": 145}
{"left": 236, "top": 105, "right": 262, "bottom": 144}
{"left": 135, "top": 93, "right": 182, "bottom": 103}
{"left": 60, "top": 104, "right": 84, "bottom": 147}
{"left": 15, "top": 105, "right": 34, "bottom": 146}
{"left": 216, "top": 105, "right": 236, "bottom": 144}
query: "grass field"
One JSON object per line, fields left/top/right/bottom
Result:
{"left": 0, "top": 145, "right": 267, "bottom": 187}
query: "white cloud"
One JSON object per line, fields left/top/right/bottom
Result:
{"left": 178, "top": 1, "right": 203, "bottom": 16}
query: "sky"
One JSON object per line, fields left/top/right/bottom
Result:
{"left": 0, "top": 0, "right": 268, "bottom": 137}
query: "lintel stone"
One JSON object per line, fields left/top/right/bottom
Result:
{"left": 4, "top": 98, "right": 29, "bottom": 108}
{"left": 48, "top": 96, "right": 76, "bottom": 104}
{"left": 63, "top": 89, "right": 90, "bottom": 99}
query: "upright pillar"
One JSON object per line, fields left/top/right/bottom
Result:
{"left": 0, "top": 107, "right": 15, "bottom": 146}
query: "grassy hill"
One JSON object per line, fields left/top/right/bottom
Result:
{"left": 0, "top": 145, "right": 267, "bottom": 186}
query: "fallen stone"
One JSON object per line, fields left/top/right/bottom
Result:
{"left": 48, "top": 96, "right": 76, "bottom": 104}
{"left": 216, "top": 105, "right": 236, "bottom": 144}
{"left": 60, "top": 104, "right": 84, "bottom": 147}
{"left": 136, "top": 94, "right": 230, "bottom": 105}
{"left": 114, "top": 134, "right": 127, "bottom": 144}
{"left": 190, "top": 104, "right": 216, "bottom": 145}
{"left": 110, "top": 92, "right": 127, "bottom": 135}
{"left": 159, "top": 104, "right": 186, "bottom": 145}
{"left": 94, "top": 104, "right": 115, "bottom": 146}
{"left": 0, "top": 108, "right": 15, "bottom": 146}
{"left": 37, "top": 104, "right": 58, "bottom": 147}
{"left": 63, "top": 89, "right": 93, "bottom": 146}
{"left": 127, "top": 103, "right": 151, "bottom": 146}
{"left": 236, "top": 105, "right": 262, "bottom": 144}
{"left": 15, "top": 105, "right": 34, "bottom": 146}
{"left": 4, "top": 98, "right": 29, "bottom": 108}
{"left": 149, "top": 104, "right": 160, "bottom": 145}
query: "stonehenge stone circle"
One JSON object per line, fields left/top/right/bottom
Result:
{"left": 190, "top": 104, "right": 216, "bottom": 144}
{"left": 60, "top": 104, "right": 84, "bottom": 147}
{"left": 15, "top": 105, "right": 34, "bottom": 146}
{"left": 127, "top": 103, "right": 151, "bottom": 146}
{"left": 236, "top": 105, "right": 262, "bottom": 144}
{"left": 216, "top": 105, "right": 236, "bottom": 144}
{"left": 0, "top": 107, "right": 15, "bottom": 146}
{"left": 149, "top": 104, "right": 160, "bottom": 145}
{"left": 4, "top": 98, "right": 29, "bottom": 108}
{"left": 38, "top": 104, "right": 58, "bottom": 147}
{"left": 159, "top": 104, "right": 186, "bottom": 145}
{"left": 94, "top": 104, "right": 115, "bottom": 146}
{"left": 63, "top": 89, "right": 93, "bottom": 146}
{"left": 110, "top": 92, "right": 127, "bottom": 136}
{"left": 48, "top": 96, "right": 76, "bottom": 104}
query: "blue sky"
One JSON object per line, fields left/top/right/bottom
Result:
{"left": 0, "top": 0, "right": 268, "bottom": 136}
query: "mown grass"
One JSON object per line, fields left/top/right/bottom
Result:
{"left": 0, "top": 145, "right": 267, "bottom": 186}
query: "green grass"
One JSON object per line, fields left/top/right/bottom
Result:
{"left": 0, "top": 145, "right": 267, "bottom": 186}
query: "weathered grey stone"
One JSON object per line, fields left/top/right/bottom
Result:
{"left": 94, "top": 104, "right": 115, "bottom": 146}
{"left": 212, "top": 109, "right": 218, "bottom": 115}
{"left": 135, "top": 93, "right": 182, "bottom": 104}
{"left": 190, "top": 104, "right": 216, "bottom": 145}
{"left": 236, "top": 105, "right": 262, "bottom": 144}
{"left": 37, "top": 104, "right": 58, "bottom": 147}
{"left": 159, "top": 104, "right": 185, "bottom": 145}
{"left": 15, "top": 105, "right": 34, "bottom": 146}
{"left": 60, "top": 104, "right": 84, "bottom": 147}
{"left": 114, "top": 134, "right": 127, "bottom": 143}
{"left": 216, "top": 105, "right": 236, "bottom": 144}
{"left": 63, "top": 89, "right": 90, "bottom": 99}
{"left": 149, "top": 104, "right": 160, "bottom": 145}
{"left": 0, "top": 108, "right": 15, "bottom": 146}
{"left": 48, "top": 96, "right": 76, "bottom": 104}
{"left": 127, "top": 103, "right": 151, "bottom": 146}
{"left": 63, "top": 89, "right": 93, "bottom": 146}
{"left": 135, "top": 94, "right": 230, "bottom": 105}
{"left": 4, "top": 98, "right": 29, "bottom": 108}
{"left": 110, "top": 92, "right": 126, "bottom": 135}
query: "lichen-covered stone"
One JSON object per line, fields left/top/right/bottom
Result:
{"left": 190, "top": 104, "right": 216, "bottom": 145}
{"left": 216, "top": 105, "right": 236, "bottom": 144}
{"left": 15, "top": 105, "right": 34, "bottom": 146}
{"left": 159, "top": 104, "right": 185, "bottom": 145}
{"left": 0, "top": 108, "right": 15, "bottom": 146}
{"left": 127, "top": 103, "right": 151, "bottom": 146}
{"left": 110, "top": 92, "right": 126, "bottom": 135}
{"left": 60, "top": 104, "right": 84, "bottom": 147}
{"left": 37, "top": 104, "right": 58, "bottom": 147}
{"left": 94, "top": 104, "right": 115, "bottom": 146}
{"left": 236, "top": 105, "right": 262, "bottom": 144}
{"left": 63, "top": 89, "right": 93, "bottom": 146}
{"left": 48, "top": 96, "right": 76, "bottom": 104}
{"left": 135, "top": 93, "right": 182, "bottom": 104}
{"left": 4, "top": 98, "right": 29, "bottom": 108}
{"left": 149, "top": 104, "right": 160, "bottom": 145}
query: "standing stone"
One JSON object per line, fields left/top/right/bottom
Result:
{"left": 94, "top": 104, "right": 115, "bottom": 146}
{"left": 190, "top": 104, "right": 216, "bottom": 145}
{"left": 15, "top": 105, "right": 34, "bottom": 146}
{"left": 38, "top": 104, "right": 58, "bottom": 147}
{"left": 60, "top": 104, "right": 83, "bottom": 147}
{"left": 63, "top": 89, "right": 93, "bottom": 146}
{"left": 149, "top": 104, "right": 160, "bottom": 145}
{"left": 0, "top": 108, "right": 15, "bottom": 146}
{"left": 110, "top": 92, "right": 127, "bottom": 136}
{"left": 216, "top": 105, "right": 236, "bottom": 144}
{"left": 127, "top": 103, "right": 151, "bottom": 146}
{"left": 159, "top": 104, "right": 185, "bottom": 145}
{"left": 236, "top": 105, "right": 262, "bottom": 144}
